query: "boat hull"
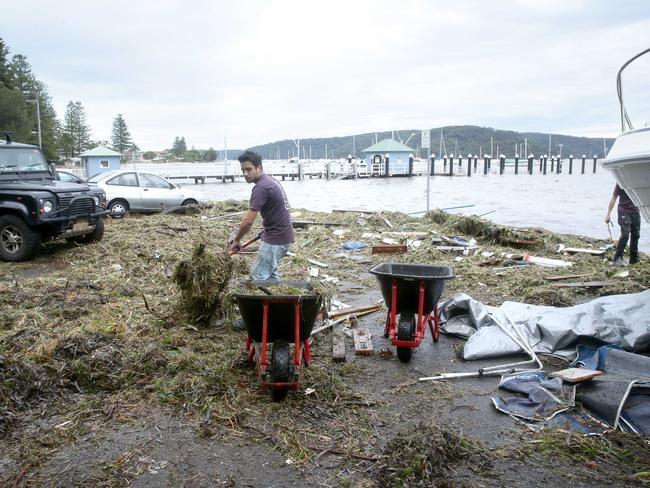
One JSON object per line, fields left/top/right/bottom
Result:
{"left": 601, "top": 127, "right": 650, "bottom": 223}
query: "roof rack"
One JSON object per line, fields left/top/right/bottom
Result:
{"left": 1, "top": 131, "right": 13, "bottom": 143}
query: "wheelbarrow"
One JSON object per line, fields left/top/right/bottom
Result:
{"left": 236, "top": 280, "right": 322, "bottom": 401}
{"left": 369, "top": 263, "right": 454, "bottom": 363}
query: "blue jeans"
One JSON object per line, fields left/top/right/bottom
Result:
{"left": 250, "top": 241, "right": 291, "bottom": 282}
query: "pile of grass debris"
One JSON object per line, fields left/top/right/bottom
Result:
{"left": 172, "top": 243, "right": 248, "bottom": 326}
{"left": 376, "top": 421, "right": 491, "bottom": 487}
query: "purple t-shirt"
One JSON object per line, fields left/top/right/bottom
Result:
{"left": 250, "top": 173, "right": 294, "bottom": 245}
{"left": 614, "top": 184, "right": 639, "bottom": 215}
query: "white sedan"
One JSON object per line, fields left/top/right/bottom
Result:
{"left": 87, "top": 170, "right": 208, "bottom": 216}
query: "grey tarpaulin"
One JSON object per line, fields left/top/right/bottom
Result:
{"left": 491, "top": 371, "right": 575, "bottom": 421}
{"left": 574, "top": 346, "right": 650, "bottom": 433}
{"left": 439, "top": 289, "right": 650, "bottom": 360}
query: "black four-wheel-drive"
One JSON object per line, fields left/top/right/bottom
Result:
{"left": 0, "top": 132, "right": 108, "bottom": 262}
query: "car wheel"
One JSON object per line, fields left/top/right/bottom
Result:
{"left": 0, "top": 215, "right": 42, "bottom": 262}
{"left": 181, "top": 199, "right": 198, "bottom": 206}
{"left": 108, "top": 200, "right": 129, "bottom": 219}
{"left": 67, "top": 217, "right": 105, "bottom": 244}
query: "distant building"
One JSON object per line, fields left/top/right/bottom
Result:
{"left": 361, "top": 139, "right": 414, "bottom": 176}
{"left": 80, "top": 146, "right": 122, "bottom": 178}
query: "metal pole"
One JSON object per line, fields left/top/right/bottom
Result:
{"left": 426, "top": 154, "right": 432, "bottom": 212}
{"left": 36, "top": 92, "right": 42, "bottom": 149}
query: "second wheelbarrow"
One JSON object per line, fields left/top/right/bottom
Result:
{"left": 369, "top": 262, "right": 454, "bottom": 362}
{"left": 236, "top": 280, "right": 322, "bottom": 401}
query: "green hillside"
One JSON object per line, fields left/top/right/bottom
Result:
{"left": 247, "top": 125, "right": 614, "bottom": 160}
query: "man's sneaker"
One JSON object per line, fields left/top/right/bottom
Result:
{"left": 611, "top": 257, "right": 628, "bottom": 267}
{"left": 233, "top": 319, "right": 247, "bottom": 331}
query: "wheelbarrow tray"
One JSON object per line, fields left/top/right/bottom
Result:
{"left": 369, "top": 262, "right": 454, "bottom": 315}
{"left": 236, "top": 280, "right": 322, "bottom": 342}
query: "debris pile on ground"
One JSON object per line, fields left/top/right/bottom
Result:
{"left": 172, "top": 242, "right": 248, "bottom": 326}
{"left": 377, "top": 421, "right": 491, "bottom": 487}
{"left": 0, "top": 202, "right": 648, "bottom": 486}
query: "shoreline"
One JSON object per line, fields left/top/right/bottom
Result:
{"left": 1, "top": 203, "right": 648, "bottom": 487}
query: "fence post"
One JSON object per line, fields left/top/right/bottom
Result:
{"left": 430, "top": 154, "right": 435, "bottom": 176}
{"left": 408, "top": 154, "right": 414, "bottom": 176}
{"left": 581, "top": 154, "right": 586, "bottom": 174}
{"left": 528, "top": 155, "right": 534, "bottom": 175}
{"left": 593, "top": 156, "right": 597, "bottom": 173}
{"left": 550, "top": 156, "right": 555, "bottom": 172}
{"left": 557, "top": 155, "right": 562, "bottom": 174}
{"left": 499, "top": 154, "right": 505, "bottom": 175}
{"left": 385, "top": 154, "right": 390, "bottom": 177}
{"left": 483, "top": 155, "right": 488, "bottom": 175}
{"left": 474, "top": 155, "right": 478, "bottom": 171}
{"left": 449, "top": 154, "right": 454, "bottom": 176}
{"left": 543, "top": 154, "right": 547, "bottom": 175}
{"left": 467, "top": 154, "right": 472, "bottom": 177}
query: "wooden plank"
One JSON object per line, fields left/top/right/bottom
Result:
{"left": 332, "top": 331, "right": 346, "bottom": 362}
{"left": 552, "top": 281, "right": 612, "bottom": 288}
{"left": 353, "top": 329, "right": 373, "bottom": 355}
{"left": 543, "top": 273, "right": 591, "bottom": 281}
{"left": 332, "top": 209, "right": 375, "bottom": 214}
{"left": 307, "top": 258, "right": 329, "bottom": 268}
{"left": 382, "top": 231, "right": 430, "bottom": 238}
{"left": 561, "top": 247, "right": 606, "bottom": 255}
{"left": 328, "top": 304, "right": 381, "bottom": 320}
{"left": 549, "top": 368, "right": 603, "bottom": 383}
{"left": 292, "top": 220, "right": 342, "bottom": 228}
{"left": 371, "top": 244, "right": 407, "bottom": 254}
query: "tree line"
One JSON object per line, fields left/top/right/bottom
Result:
{"left": 0, "top": 37, "right": 135, "bottom": 162}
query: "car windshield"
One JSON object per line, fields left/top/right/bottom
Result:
{"left": 0, "top": 148, "right": 48, "bottom": 172}
{"left": 87, "top": 171, "right": 116, "bottom": 182}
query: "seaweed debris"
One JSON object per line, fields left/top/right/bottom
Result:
{"left": 172, "top": 243, "right": 248, "bottom": 326}
{"left": 376, "top": 421, "right": 491, "bottom": 487}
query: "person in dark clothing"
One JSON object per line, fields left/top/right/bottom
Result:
{"left": 605, "top": 183, "right": 640, "bottom": 266}
{"left": 229, "top": 150, "right": 294, "bottom": 281}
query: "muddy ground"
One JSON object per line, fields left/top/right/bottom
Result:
{"left": 1, "top": 203, "right": 649, "bottom": 487}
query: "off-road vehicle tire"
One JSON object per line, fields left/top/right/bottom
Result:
{"left": 0, "top": 215, "right": 42, "bottom": 262}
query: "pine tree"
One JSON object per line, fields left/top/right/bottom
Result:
{"left": 61, "top": 101, "right": 91, "bottom": 159}
{"left": 171, "top": 136, "right": 187, "bottom": 159}
{"left": 111, "top": 114, "right": 133, "bottom": 155}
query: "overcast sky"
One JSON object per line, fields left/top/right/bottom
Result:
{"left": 3, "top": 0, "right": 650, "bottom": 150}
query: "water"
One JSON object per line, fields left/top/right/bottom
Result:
{"left": 177, "top": 170, "right": 649, "bottom": 252}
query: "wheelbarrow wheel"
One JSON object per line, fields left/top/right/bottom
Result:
{"left": 396, "top": 312, "right": 416, "bottom": 363}
{"left": 270, "top": 340, "right": 290, "bottom": 401}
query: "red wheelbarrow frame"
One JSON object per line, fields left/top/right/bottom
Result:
{"left": 245, "top": 299, "right": 311, "bottom": 391}
{"left": 384, "top": 277, "right": 440, "bottom": 348}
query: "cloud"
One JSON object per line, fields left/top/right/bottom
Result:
{"left": 2, "top": 0, "right": 650, "bottom": 149}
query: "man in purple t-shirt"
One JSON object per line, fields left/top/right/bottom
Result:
{"left": 229, "top": 151, "right": 294, "bottom": 281}
{"left": 605, "top": 183, "right": 640, "bottom": 266}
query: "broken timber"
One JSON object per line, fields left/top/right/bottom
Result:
{"left": 552, "top": 281, "right": 611, "bottom": 288}
{"left": 332, "top": 331, "right": 346, "bottom": 362}
{"left": 353, "top": 329, "right": 373, "bottom": 355}
{"left": 371, "top": 244, "right": 407, "bottom": 254}
{"left": 543, "top": 273, "right": 591, "bottom": 281}
{"left": 292, "top": 220, "right": 342, "bottom": 228}
{"left": 327, "top": 304, "right": 381, "bottom": 320}
{"left": 549, "top": 368, "right": 603, "bottom": 383}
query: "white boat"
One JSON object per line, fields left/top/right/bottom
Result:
{"left": 601, "top": 47, "right": 650, "bottom": 223}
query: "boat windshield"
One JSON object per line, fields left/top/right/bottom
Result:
{"left": 0, "top": 148, "right": 49, "bottom": 173}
